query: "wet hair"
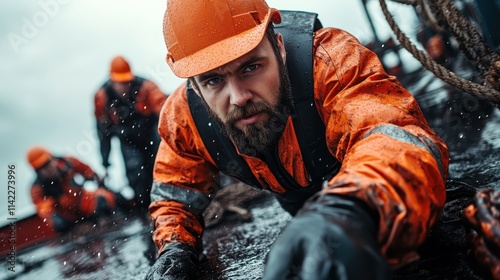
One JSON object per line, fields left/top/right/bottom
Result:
{"left": 266, "top": 23, "right": 284, "bottom": 67}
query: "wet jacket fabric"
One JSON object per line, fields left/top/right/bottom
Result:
{"left": 149, "top": 27, "right": 449, "bottom": 267}
{"left": 30, "top": 156, "right": 116, "bottom": 225}
{"left": 94, "top": 76, "right": 167, "bottom": 167}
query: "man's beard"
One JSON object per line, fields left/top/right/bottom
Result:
{"left": 201, "top": 65, "right": 293, "bottom": 157}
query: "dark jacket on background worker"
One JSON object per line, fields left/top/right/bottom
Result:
{"left": 94, "top": 56, "right": 167, "bottom": 208}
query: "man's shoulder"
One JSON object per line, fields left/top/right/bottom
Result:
{"left": 137, "top": 77, "right": 168, "bottom": 97}
{"left": 58, "top": 156, "right": 80, "bottom": 168}
{"left": 164, "top": 82, "right": 189, "bottom": 108}
{"left": 159, "top": 82, "right": 193, "bottom": 126}
{"left": 313, "top": 27, "right": 363, "bottom": 50}
{"left": 136, "top": 76, "right": 157, "bottom": 87}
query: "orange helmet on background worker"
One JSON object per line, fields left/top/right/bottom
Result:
{"left": 27, "top": 146, "right": 52, "bottom": 169}
{"left": 109, "top": 55, "right": 134, "bottom": 82}
{"left": 163, "top": 0, "right": 282, "bottom": 78}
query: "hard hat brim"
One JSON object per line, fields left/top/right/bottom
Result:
{"left": 166, "top": 8, "right": 281, "bottom": 78}
{"left": 110, "top": 72, "right": 134, "bottom": 83}
{"left": 31, "top": 153, "right": 51, "bottom": 169}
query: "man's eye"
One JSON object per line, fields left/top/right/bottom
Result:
{"left": 244, "top": 64, "right": 259, "bottom": 73}
{"left": 207, "top": 77, "right": 221, "bottom": 86}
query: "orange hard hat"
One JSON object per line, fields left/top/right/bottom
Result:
{"left": 110, "top": 56, "right": 134, "bottom": 82}
{"left": 163, "top": 0, "right": 281, "bottom": 78}
{"left": 26, "top": 146, "right": 52, "bottom": 169}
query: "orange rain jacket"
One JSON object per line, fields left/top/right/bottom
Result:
{"left": 150, "top": 27, "right": 449, "bottom": 267}
{"left": 30, "top": 156, "right": 116, "bottom": 226}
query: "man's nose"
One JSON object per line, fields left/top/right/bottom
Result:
{"left": 228, "top": 81, "right": 252, "bottom": 107}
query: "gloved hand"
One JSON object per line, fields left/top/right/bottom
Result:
{"left": 145, "top": 242, "right": 200, "bottom": 280}
{"left": 463, "top": 188, "right": 500, "bottom": 279}
{"left": 51, "top": 213, "right": 73, "bottom": 233}
{"left": 262, "top": 194, "right": 392, "bottom": 280}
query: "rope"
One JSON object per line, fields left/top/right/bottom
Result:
{"left": 416, "top": 0, "right": 448, "bottom": 32}
{"left": 390, "top": 0, "right": 417, "bottom": 4}
{"left": 437, "top": 0, "right": 496, "bottom": 75}
{"left": 378, "top": 0, "right": 500, "bottom": 106}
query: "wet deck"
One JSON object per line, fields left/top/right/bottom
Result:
{"left": 2, "top": 56, "right": 500, "bottom": 280}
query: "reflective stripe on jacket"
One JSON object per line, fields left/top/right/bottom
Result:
{"left": 150, "top": 27, "right": 449, "bottom": 267}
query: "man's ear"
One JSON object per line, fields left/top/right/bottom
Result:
{"left": 188, "top": 78, "right": 202, "bottom": 97}
{"left": 276, "top": 33, "right": 286, "bottom": 64}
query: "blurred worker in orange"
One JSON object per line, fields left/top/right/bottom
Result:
{"left": 94, "top": 56, "right": 167, "bottom": 209}
{"left": 146, "top": 0, "right": 449, "bottom": 279}
{"left": 27, "top": 146, "right": 126, "bottom": 232}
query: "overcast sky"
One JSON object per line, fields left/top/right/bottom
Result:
{"left": 0, "top": 0, "right": 419, "bottom": 218}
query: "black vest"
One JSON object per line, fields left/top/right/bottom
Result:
{"left": 102, "top": 77, "right": 158, "bottom": 144}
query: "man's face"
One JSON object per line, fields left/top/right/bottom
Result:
{"left": 111, "top": 81, "right": 132, "bottom": 99}
{"left": 37, "top": 158, "right": 59, "bottom": 180}
{"left": 192, "top": 33, "right": 292, "bottom": 156}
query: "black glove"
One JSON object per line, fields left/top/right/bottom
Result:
{"left": 262, "top": 194, "right": 392, "bottom": 280}
{"left": 145, "top": 242, "right": 200, "bottom": 280}
{"left": 51, "top": 213, "right": 73, "bottom": 233}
